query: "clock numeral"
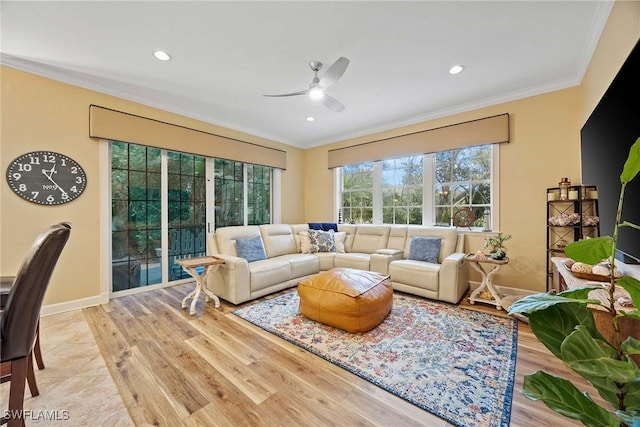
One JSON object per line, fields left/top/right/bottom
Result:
{"left": 42, "top": 154, "right": 56, "bottom": 163}
{"left": 75, "top": 177, "right": 83, "bottom": 184}
{"left": 46, "top": 195, "right": 55, "bottom": 203}
{"left": 17, "top": 163, "right": 32, "bottom": 172}
{"left": 70, "top": 186, "right": 78, "bottom": 193}
{"left": 61, "top": 193, "right": 70, "bottom": 200}
{"left": 60, "top": 158, "right": 67, "bottom": 167}
{"left": 71, "top": 166, "right": 78, "bottom": 174}
{"left": 28, "top": 156, "right": 41, "bottom": 165}
{"left": 31, "top": 191, "right": 39, "bottom": 199}
{"left": 12, "top": 173, "right": 21, "bottom": 181}
{"left": 19, "top": 184, "right": 27, "bottom": 192}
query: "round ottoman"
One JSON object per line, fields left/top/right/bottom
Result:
{"left": 297, "top": 268, "right": 393, "bottom": 333}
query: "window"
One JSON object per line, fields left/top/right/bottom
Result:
{"left": 338, "top": 145, "right": 495, "bottom": 228}
{"left": 110, "top": 141, "right": 273, "bottom": 293}
{"left": 340, "top": 162, "right": 373, "bottom": 224}
{"left": 434, "top": 145, "right": 491, "bottom": 227}
{"left": 382, "top": 156, "right": 423, "bottom": 225}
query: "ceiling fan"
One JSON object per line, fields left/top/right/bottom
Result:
{"left": 264, "top": 57, "right": 350, "bottom": 112}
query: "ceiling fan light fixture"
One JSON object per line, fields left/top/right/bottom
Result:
{"left": 309, "top": 87, "right": 324, "bottom": 99}
{"left": 153, "top": 50, "right": 172, "bottom": 61}
{"left": 306, "top": 116, "right": 315, "bottom": 122}
{"left": 449, "top": 64, "right": 465, "bottom": 75}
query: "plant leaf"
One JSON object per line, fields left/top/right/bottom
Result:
{"left": 522, "top": 371, "right": 619, "bottom": 427}
{"left": 621, "top": 336, "right": 640, "bottom": 355}
{"left": 527, "top": 303, "right": 602, "bottom": 359}
{"left": 563, "top": 326, "right": 635, "bottom": 383}
{"left": 559, "top": 285, "right": 610, "bottom": 301}
{"left": 621, "top": 380, "right": 640, "bottom": 412}
{"left": 618, "top": 276, "right": 640, "bottom": 309}
{"left": 620, "top": 137, "right": 640, "bottom": 184}
{"left": 508, "top": 293, "right": 600, "bottom": 316}
{"left": 564, "top": 236, "right": 613, "bottom": 265}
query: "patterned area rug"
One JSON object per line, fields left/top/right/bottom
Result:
{"left": 233, "top": 291, "right": 517, "bottom": 427}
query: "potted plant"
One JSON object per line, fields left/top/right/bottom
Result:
{"left": 483, "top": 232, "right": 511, "bottom": 260}
{"left": 509, "top": 137, "right": 640, "bottom": 427}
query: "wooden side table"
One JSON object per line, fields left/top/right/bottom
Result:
{"left": 465, "top": 254, "right": 509, "bottom": 310}
{"left": 176, "top": 256, "right": 224, "bottom": 315}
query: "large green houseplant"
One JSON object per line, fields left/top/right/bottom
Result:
{"left": 509, "top": 137, "right": 640, "bottom": 427}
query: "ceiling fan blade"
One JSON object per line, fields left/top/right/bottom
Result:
{"left": 318, "top": 57, "right": 349, "bottom": 89}
{"left": 263, "top": 89, "right": 309, "bottom": 97}
{"left": 320, "top": 93, "right": 345, "bottom": 112}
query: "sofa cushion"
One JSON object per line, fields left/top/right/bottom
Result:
{"left": 236, "top": 236, "right": 267, "bottom": 262}
{"left": 407, "top": 236, "right": 441, "bottom": 263}
{"left": 277, "top": 253, "right": 320, "bottom": 277}
{"left": 248, "top": 258, "right": 291, "bottom": 291}
{"left": 315, "top": 252, "right": 337, "bottom": 271}
{"left": 308, "top": 230, "right": 336, "bottom": 253}
{"left": 389, "top": 260, "right": 440, "bottom": 292}
{"left": 335, "top": 253, "right": 370, "bottom": 270}
{"left": 351, "top": 225, "right": 390, "bottom": 253}
{"left": 260, "top": 224, "right": 297, "bottom": 258}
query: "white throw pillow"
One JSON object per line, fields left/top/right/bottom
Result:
{"left": 334, "top": 231, "right": 346, "bottom": 253}
{"left": 299, "top": 231, "right": 312, "bottom": 254}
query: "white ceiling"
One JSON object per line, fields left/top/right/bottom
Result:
{"left": 0, "top": 1, "right": 613, "bottom": 149}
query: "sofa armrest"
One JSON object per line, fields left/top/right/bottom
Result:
{"left": 371, "top": 250, "right": 404, "bottom": 275}
{"left": 375, "top": 248, "right": 403, "bottom": 256}
{"left": 205, "top": 254, "right": 251, "bottom": 304}
{"left": 438, "top": 252, "right": 470, "bottom": 304}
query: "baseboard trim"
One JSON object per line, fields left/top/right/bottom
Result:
{"left": 41, "top": 292, "right": 108, "bottom": 317}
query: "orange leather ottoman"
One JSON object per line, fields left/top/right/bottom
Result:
{"left": 297, "top": 268, "right": 393, "bottom": 333}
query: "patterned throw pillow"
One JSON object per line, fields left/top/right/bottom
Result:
{"left": 235, "top": 236, "right": 267, "bottom": 262}
{"left": 407, "top": 236, "right": 441, "bottom": 263}
{"left": 308, "top": 229, "right": 336, "bottom": 253}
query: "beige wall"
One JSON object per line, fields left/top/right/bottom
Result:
{"left": 580, "top": 1, "right": 640, "bottom": 125}
{"left": 0, "top": 67, "right": 305, "bottom": 306}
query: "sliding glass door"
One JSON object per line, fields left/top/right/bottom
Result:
{"left": 109, "top": 140, "right": 273, "bottom": 294}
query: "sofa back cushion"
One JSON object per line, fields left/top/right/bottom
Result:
{"left": 338, "top": 224, "right": 357, "bottom": 252}
{"left": 259, "top": 224, "right": 297, "bottom": 258}
{"left": 404, "top": 227, "right": 459, "bottom": 263}
{"left": 215, "top": 225, "right": 262, "bottom": 257}
{"left": 387, "top": 226, "right": 408, "bottom": 251}
{"left": 351, "top": 225, "right": 390, "bottom": 253}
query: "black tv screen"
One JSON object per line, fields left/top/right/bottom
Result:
{"left": 581, "top": 39, "right": 640, "bottom": 264}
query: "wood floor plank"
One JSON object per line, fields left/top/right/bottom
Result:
{"left": 83, "top": 284, "right": 616, "bottom": 426}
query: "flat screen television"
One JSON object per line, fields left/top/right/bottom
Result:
{"left": 581, "top": 39, "right": 640, "bottom": 264}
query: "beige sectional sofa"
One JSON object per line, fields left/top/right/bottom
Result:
{"left": 206, "top": 223, "right": 469, "bottom": 305}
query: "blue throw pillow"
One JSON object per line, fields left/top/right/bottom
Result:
{"left": 408, "top": 236, "right": 442, "bottom": 263}
{"left": 236, "top": 236, "right": 266, "bottom": 262}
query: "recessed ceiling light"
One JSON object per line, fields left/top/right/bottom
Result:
{"left": 306, "top": 116, "right": 315, "bottom": 122}
{"left": 449, "top": 65, "right": 465, "bottom": 75}
{"left": 153, "top": 50, "right": 172, "bottom": 61}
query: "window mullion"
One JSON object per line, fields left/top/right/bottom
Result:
{"left": 372, "top": 162, "right": 382, "bottom": 224}
{"left": 423, "top": 154, "right": 434, "bottom": 226}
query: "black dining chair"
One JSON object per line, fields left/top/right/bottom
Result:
{"left": 0, "top": 223, "right": 71, "bottom": 427}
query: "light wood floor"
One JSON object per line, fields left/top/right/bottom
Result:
{"left": 78, "top": 283, "right": 610, "bottom": 427}
{"left": 4, "top": 283, "right": 606, "bottom": 426}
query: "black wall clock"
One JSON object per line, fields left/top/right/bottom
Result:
{"left": 6, "top": 151, "right": 87, "bottom": 205}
